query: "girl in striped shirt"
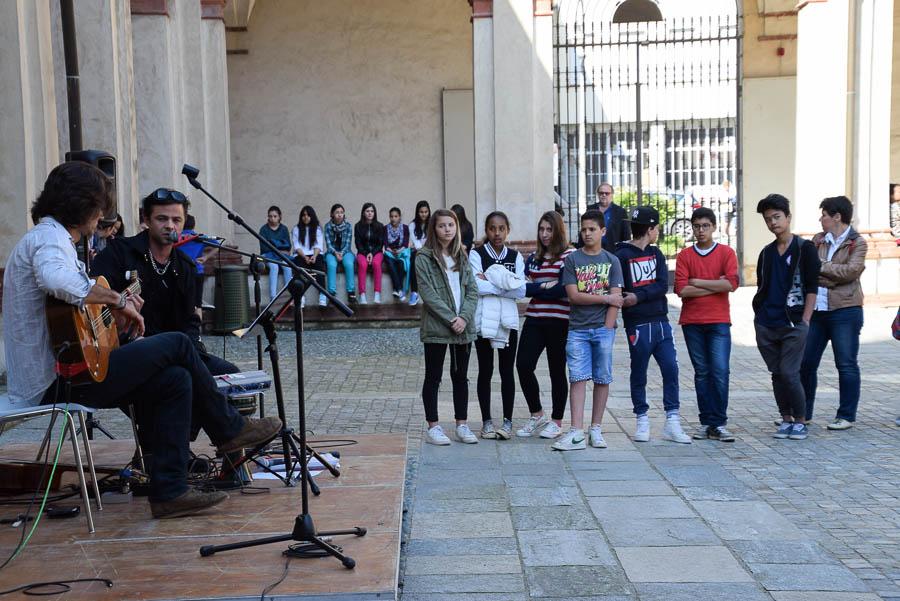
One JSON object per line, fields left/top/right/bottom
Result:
{"left": 515, "top": 211, "right": 573, "bottom": 439}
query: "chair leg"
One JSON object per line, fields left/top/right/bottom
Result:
{"left": 36, "top": 411, "right": 59, "bottom": 461}
{"left": 66, "top": 411, "right": 95, "bottom": 534}
{"left": 76, "top": 411, "right": 103, "bottom": 511}
{"left": 128, "top": 405, "right": 145, "bottom": 472}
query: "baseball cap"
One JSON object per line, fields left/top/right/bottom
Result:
{"left": 626, "top": 206, "right": 659, "bottom": 226}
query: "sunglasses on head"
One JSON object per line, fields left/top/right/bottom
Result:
{"left": 149, "top": 188, "right": 187, "bottom": 203}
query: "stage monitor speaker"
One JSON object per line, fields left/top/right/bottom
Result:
{"left": 65, "top": 149, "right": 117, "bottom": 216}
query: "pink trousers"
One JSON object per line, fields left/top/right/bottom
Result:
{"left": 356, "top": 252, "right": 384, "bottom": 293}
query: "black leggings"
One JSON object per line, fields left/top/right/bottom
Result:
{"left": 516, "top": 317, "right": 568, "bottom": 421}
{"left": 475, "top": 330, "right": 519, "bottom": 422}
{"left": 409, "top": 250, "right": 419, "bottom": 293}
{"left": 422, "top": 342, "right": 471, "bottom": 423}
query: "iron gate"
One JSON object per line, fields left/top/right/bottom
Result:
{"left": 553, "top": 1, "right": 741, "bottom": 258}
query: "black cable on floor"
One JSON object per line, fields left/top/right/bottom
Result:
{"left": 259, "top": 556, "right": 292, "bottom": 601}
{"left": 0, "top": 577, "right": 112, "bottom": 596}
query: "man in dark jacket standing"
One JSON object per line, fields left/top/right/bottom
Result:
{"left": 753, "top": 194, "right": 821, "bottom": 441}
{"left": 582, "top": 182, "right": 630, "bottom": 252}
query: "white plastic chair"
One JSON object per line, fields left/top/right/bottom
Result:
{"left": 0, "top": 395, "right": 103, "bottom": 533}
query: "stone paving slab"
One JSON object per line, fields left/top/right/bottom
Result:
{"left": 410, "top": 512, "right": 514, "bottom": 539}
{"left": 588, "top": 496, "right": 695, "bottom": 520}
{"left": 403, "top": 555, "right": 521, "bottom": 576}
{"left": 510, "top": 505, "right": 596, "bottom": 530}
{"left": 769, "top": 593, "right": 883, "bottom": 601}
{"left": 616, "top": 545, "right": 753, "bottom": 583}
{"left": 749, "top": 563, "right": 871, "bottom": 592}
{"left": 524, "top": 565, "right": 631, "bottom": 598}
{"left": 690, "top": 500, "right": 807, "bottom": 540}
{"left": 634, "top": 582, "right": 773, "bottom": 601}
{"left": 579, "top": 480, "right": 676, "bottom": 497}
{"left": 517, "top": 530, "right": 618, "bottom": 567}
{"left": 507, "top": 486, "right": 580, "bottom": 507}
{"left": 729, "top": 540, "right": 840, "bottom": 564}
{"left": 599, "top": 517, "right": 721, "bottom": 547}
{"left": 400, "top": 574, "right": 525, "bottom": 594}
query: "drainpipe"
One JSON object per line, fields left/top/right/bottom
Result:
{"left": 60, "top": 0, "right": 82, "bottom": 153}
{"left": 846, "top": 0, "right": 859, "bottom": 208}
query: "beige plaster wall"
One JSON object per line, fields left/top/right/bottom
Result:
{"left": 227, "top": 0, "right": 473, "bottom": 249}
{"left": 743, "top": 0, "right": 797, "bottom": 78}
{"left": 740, "top": 75, "right": 796, "bottom": 282}
{"left": 891, "top": 3, "right": 900, "bottom": 183}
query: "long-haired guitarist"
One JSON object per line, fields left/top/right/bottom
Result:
{"left": 2, "top": 162, "right": 281, "bottom": 519}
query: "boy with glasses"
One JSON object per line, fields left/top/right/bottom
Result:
{"left": 674, "top": 208, "right": 739, "bottom": 442}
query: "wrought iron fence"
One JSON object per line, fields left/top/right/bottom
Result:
{"left": 554, "top": 3, "right": 741, "bottom": 258}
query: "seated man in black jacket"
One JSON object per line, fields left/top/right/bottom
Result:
{"left": 92, "top": 188, "right": 237, "bottom": 377}
{"left": 92, "top": 189, "right": 241, "bottom": 451}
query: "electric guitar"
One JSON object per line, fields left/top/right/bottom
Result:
{"left": 46, "top": 275, "right": 141, "bottom": 384}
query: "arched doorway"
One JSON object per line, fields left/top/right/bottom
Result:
{"left": 553, "top": 0, "right": 742, "bottom": 258}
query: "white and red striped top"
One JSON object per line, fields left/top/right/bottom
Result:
{"left": 524, "top": 248, "right": 573, "bottom": 320}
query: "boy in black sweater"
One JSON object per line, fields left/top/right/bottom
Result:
{"left": 615, "top": 206, "right": 691, "bottom": 444}
{"left": 753, "top": 194, "right": 821, "bottom": 441}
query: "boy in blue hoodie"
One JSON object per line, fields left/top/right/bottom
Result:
{"left": 615, "top": 206, "right": 691, "bottom": 444}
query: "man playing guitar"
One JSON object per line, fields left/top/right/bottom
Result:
{"left": 2, "top": 162, "right": 281, "bottom": 519}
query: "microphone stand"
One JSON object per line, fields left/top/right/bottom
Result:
{"left": 185, "top": 166, "right": 364, "bottom": 568}
{"left": 250, "top": 255, "right": 264, "bottom": 416}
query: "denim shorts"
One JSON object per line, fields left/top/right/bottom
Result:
{"left": 566, "top": 326, "right": 616, "bottom": 384}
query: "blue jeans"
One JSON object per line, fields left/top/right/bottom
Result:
{"left": 626, "top": 321, "right": 679, "bottom": 416}
{"left": 800, "top": 306, "right": 863, "bottom": 421}
{"left": 324, "top": 251, "right": 356, "bottom": 294}
{"left": 681, "top": 323, "right": 731, "bottom": 427}
{"left": 263, "top": 252, "right": 293, "bottom": 299}
{"left": 566, "top": 327, "right": 615, "bottom": 384}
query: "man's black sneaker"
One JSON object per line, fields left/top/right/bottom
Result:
{"left": 707, "top": 425, "right": 736, "bottom": 442}
{"left": 150, "top": 487, "right": 228, "bottom": 519}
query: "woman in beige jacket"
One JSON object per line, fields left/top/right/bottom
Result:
{"left": 800, "top": 196, "right": 867, "bottom": 430}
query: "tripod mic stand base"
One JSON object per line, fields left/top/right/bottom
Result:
{"left": 198, "top": 513, "right": 366, "bottom": 569}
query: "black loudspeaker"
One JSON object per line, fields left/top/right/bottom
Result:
{"left": 65, "top": 149, "right": 117, "bottom": 217}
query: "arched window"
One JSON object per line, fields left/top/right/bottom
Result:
{"left": 612, "top": 0, "right": 663, "bottom": 23}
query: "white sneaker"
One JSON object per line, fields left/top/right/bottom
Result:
{"left": 551, "top": 429, "right": 586, "bottom": 451}
{"left": 373, "top": 292, "right": 381, "bottom": 304}
{"left": 399, "top": 293, "right": 407, "bottom": 302}
{"left": 392, "top": 290, "right": 402, "bottom": 298}
{"left": 455, "top": 424, "right": 478, "bottom": 444}
{"left": 539, "top": 421, "right": 563, "bottom": 439}
{"left": 408, "top": 292, "right": 419, "bottom": 305}
{"left": 517, "top": 414, "right": 550, "bottom": 437}
{"left": 359, "top": 293, "right": 368, "bottom": 305}
{"left": 318, "top": 293, "right": 328, "bottom": 307}
{"left": 589, "top": 425, "right": 607, "bottom": 448}
{"left": 634, "top": 415, "right": 650, "bottom": 442}
{"left": 663, "top": 415, "right": 692, "bottom": 444}
{"left": 480, "top": 420, "right": 498, "bottom": 439}
{"left": 425, "top": 425, "right": 450, "bottom": 446}
{"left": 827, "top": 418, "right": 853, "bottom": 431}
{"left": 300, "top": 296, "right": 307, "bottom": 309}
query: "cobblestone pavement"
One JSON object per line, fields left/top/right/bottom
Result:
{"left": 2, "top": 291, "right": 898, "bottom": 600}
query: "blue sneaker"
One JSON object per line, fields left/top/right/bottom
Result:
{"left": 788, "top": 423, "right": 809, "bottom": 440}
{"left": 773, "top": 421, "right": 793, "bottom": 439}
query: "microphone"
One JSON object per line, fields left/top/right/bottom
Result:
{"left": 165, "top": 230, "right": 179, "bottom": 244}
{"left": 173, "top": 233, "right": 223, "bottom": 247}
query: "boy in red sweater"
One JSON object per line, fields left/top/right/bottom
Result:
{"left": 674, "top": 208, "right": 739, "bottom": 442}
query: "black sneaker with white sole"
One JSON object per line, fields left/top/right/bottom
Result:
{"left": 707, "top": 425, "right": 736, "bottom": 442}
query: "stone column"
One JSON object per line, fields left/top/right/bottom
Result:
{"left": 794, "top": 0, "right": 851, "bottom": 233}
{"left": 472, "top": 0, "right": 495, "bottom": 226}
{"left": 200, "top": 0, "right": 233, "bottom": 239}
{"left": 0, "top": 0, "right": 60, "bottom": 260}
{"left": 473, "top": 0, "right": 555, "bottom": 239}
{"left": 131, "top": 0, "right": 181, "bottom": 209}
{"left": 59, "top": 0, "right": 141, "bottom": 231}
{"left": 851, "top": 0, "right": 893, "bottom": 231}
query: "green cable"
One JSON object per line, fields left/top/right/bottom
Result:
{"left": 10, "top": 408, "right": 70, "bottom": 563}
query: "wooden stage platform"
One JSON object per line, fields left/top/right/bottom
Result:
{"left": 0, "top": 434, "right": 405, "bottom": 601}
